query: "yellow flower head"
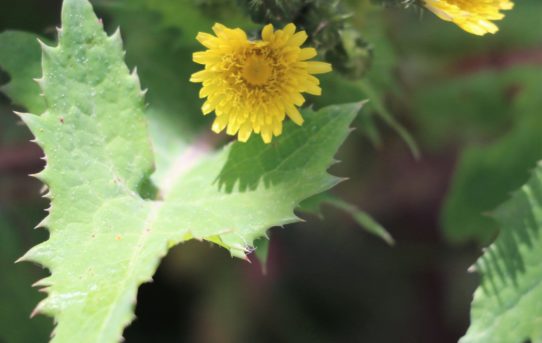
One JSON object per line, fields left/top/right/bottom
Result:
{"left": 190, "top": 23, "right": 332, "bottom": 143}
{"left": 424, "top": 0, "right": 514, "bottom": 35}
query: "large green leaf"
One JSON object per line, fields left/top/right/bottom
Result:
{"left": 461, "top": 163, "right": 542, "bottom": 343}
{"left": 12, "top": 0, "right": 360, "bottom": 341}
{"left": 97, "top": 2, "right": 216, "bottom": 190}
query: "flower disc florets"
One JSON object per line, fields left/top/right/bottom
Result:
{"left": 191, "top": 23, "right": 332, "bottom": 143}
{"left": 424, "top": 0, "right": 514, "bottom": 35}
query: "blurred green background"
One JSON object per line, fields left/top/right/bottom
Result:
{"left": 1, "top": 0, "right": 541, "bottom": 342}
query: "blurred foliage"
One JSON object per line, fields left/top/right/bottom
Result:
{"left": 300, "top": 192, "right": 394, "bottom": 245}
{"left": 0, "top": 30, "right": 51, "bottom": 343}
{"left": 0, "top": 30, "right": 51, "bottom": 338}
{"left": 0, "top": 32, "right": 45, "bottom": 114}
{"left": 397, "top": 0, "right": 542, "bottom": 243}
{"left": 0, "top": 210, "right": 51, "bottom": 343}
{"left": 442, "top": 68, "right": 542, "bottom": 244}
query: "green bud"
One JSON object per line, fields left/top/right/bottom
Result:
{"left": 238, "top": 0, "right": 372, "bottom": 79}
{"left": 326, "top": 28, "right": 373, "bottom": 80}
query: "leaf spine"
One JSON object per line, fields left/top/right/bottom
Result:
{"left": 109, "top": 27, "right": 123, "bottom": 47}
{"left": 37, "top": 38, "right": 56, "bottom": 57}
{"left": 34, "top": 215, "right": 50, "bottom": 229}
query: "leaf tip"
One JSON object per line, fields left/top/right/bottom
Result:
{"left": 32, "top": 277, "right": 52, "bottom": 288}
{"left": 15, "top": 252, "right": 31, "bottom": 264}
{"left": 34, "top": 215, "right": 50, "bottom": 230}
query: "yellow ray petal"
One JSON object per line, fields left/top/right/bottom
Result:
{"left": 307, "top": 61, "right": 332, "bottom": 74}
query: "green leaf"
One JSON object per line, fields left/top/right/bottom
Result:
{"left": 325, "top": 197, "right": 394, "bottom": 246}
{"left": 441, "top": 68, "right": 542, "bottom": 244}
{"left": 99, "top": 2, "right": 216, "bottom": 192}
{"left": 313, "top": 4, "right": 419, "bottom": 157}
{"left": 300, "top": 193, "right": 394, "bottom": 245}
{"left": 412, "top": 67, "right": 540, "bottom": 151}
{"left": 358, "top": 80, "right": 419, "bottom": 159}
{"left": 393, "top": 0, "right": 542, "bottom": 59}
{"left": 11, "top": 0, "right": 360, "bottom": 341}
{"left": 103, "top": 0, "right": 251, "bottom": 43}
{"left": 461, "top": 163, "right": 542, "bottom": 343}
{"left": 0, "top": 31, "right": 46, "bottom": 113}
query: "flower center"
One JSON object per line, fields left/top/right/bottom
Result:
{"left": 242, "top": 56, "right": 272, "bottom": 86}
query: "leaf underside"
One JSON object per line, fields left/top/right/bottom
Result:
{"left": 14, "top": 0, "right": 361, "bottom": 342}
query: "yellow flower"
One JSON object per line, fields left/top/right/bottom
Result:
{"left": 190, "top": 23, "right": 332, "bottom": 143}
{"left": 424, "top": 0, "right": 514, "bottom": 36}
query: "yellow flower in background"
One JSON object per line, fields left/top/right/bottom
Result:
{"left": 190, "top": 23, "right": 332, "bottom": 143}
{"left": 424, "top": 0, "right": 514, "bottom": 36}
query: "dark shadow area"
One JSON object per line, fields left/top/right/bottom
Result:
{"left": 122, "top": 192, "right": 479, "bottom": 343}
{"left": 0, "top": 0, "right": 61, "bottom": 36}
{"left": 123, "top": 243, "right": 203, "bottom": 343}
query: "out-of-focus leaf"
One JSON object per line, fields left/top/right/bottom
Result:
{"left": 358, "top": 80, "right": 419, "bottom": 158}
{"left": 413, "top": 67, "right": 539, "bottom": 150}
{"left": 315, "top": 3, "right": 419, "bottom": 157}
{"left": 326, "top": 197, "right": 394, "bottom": 246}
{"left": 0, "top": 31, "right": 45, "bottom": 113}
{"left": 300, "top": 193, "right": 394, "bottom": 245}
{"left": 442, "top": 67, "right": 542, "bottom": 244}
{"left": 461, "top": 163, "right": 542, "bottom": 343}
{"left": 0, "top": 212, "right": 51, "bottom": 343}
{"left": 316, "top": 73, "right": 419, "bottom": 157}
{"left": 0, "top": 31, "right": 50, "bottom": 144}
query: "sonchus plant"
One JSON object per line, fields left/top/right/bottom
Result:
{"left": 0, "top": 0, "right": 527, "bottom": 342}
{"left": 12, "top": 0, "right": 362, "bottom": 342}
